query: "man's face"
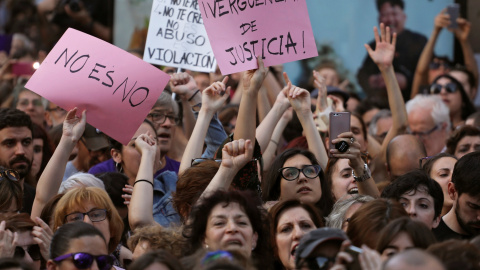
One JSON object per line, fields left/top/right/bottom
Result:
{"left": 147, "top": 106, "right": 175, "bottom": 156}
{"left": 0, "top": 127, "right": 33, "bottom": 180}
{"left": 455, "top": 193, "right": 480, "bottom": 236}
{"left": 378, "top": 3, "right": 406, "bottom": 34}
{"left": 408, "top": 108, "right": 447, "bottom": 156}
{"left": 16, "top": 91, "right": 45, "bottom": 127}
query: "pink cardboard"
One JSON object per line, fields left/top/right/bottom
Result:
{"left": 198, "top": 0, "right": 318, "bottom": 75}
{"left": 25, "top": 28, "right": 169, "bottom": 145}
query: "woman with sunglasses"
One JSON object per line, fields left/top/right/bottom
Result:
{"left": 0, "top": 167, "right": 23, "bottom": 212}
{"left": 47, "top": 222, "right": 115, "bottom": 270}
{"left": 429, "top": 74, "right": 476, "bottom": 128}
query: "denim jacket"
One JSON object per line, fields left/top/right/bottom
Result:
{"left": 153, "top": 171, "right": 180, "bottom": 227}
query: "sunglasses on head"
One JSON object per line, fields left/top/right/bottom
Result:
{"left": 14, "top": 244, "right": 41, "bottom": 261}
{"left": 429, "top": 83, "right": 458, "bottom": 95}
{"left": 0, "top": 169, "right": 19, "bottom": 182}
{"left": 54, "top": 252, "right": 114, "bottom": 270}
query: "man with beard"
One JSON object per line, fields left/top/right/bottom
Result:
{"left": 0, "top": 108, "right": 35, "bottom": 214}
{"left": 62, "top": 124, "right": 110, "bottom": 181}
{"left": 433, "top": 151, "right": 480, "bottom": 241}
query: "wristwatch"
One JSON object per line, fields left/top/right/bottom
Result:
{"left": 352, "top": 163, "right": 371, "bottom": 183}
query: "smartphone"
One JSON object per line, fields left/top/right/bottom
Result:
{"left": 329, "top": 112, "right": 351, "bottom": 152}
{"left": 446, "top": 3, "right": 460, "bottom": 29}
{"left": 345, "top": 245, "right": 363, "bottom": 270}
{"left": 11, "top": 62, "right": 36, "bottom": 76}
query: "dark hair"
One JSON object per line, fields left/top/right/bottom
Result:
{"left": 0, "top": 212, "right": 35, "bottom": 232}
{"left": 0, "top": 167, "right": 22, "bottom": 212}
{"left": 0, "top": 108, "right": 33, "bottom": 134}
{"left": 30, "top": 123, "right": 54, "bottom": 182}
{"left": 427, "top": 239, "right": 480, "bottom": 270}
{"left": 127, "top": 225, "right": 185, "bottom": 259}
{"left": 96, "top": 172, "right": 129, "bottom": 208}
{"left": 128, "top": 250, "right": 183, "bottom": 270}
{"left": 39, "top": 193, "right": 64, "bottom": 228}
{"left": 50, "top": 222, "right": 107, "bottom": 259}
{"left": 354, "top": 97, "right": 388, "bottom": 119}
{"left": 381, "top": 169, "right": 443, "bottom": 219}
{"left": 446, "top": 125, "right": 480, "bottom": 155}
{"left": 173, "top": 161, "right": 220, "bottom": 221}
{"left": 352, "top": 113, "right": 368, "bottom": 141}
{"left": 451, "top": 152, "right": 480, "bottom": 197}
{"left": 183, "top": 190, "right": 271, "bottom": 269}
{"left": 422, "top": 153, "right": 457, "bottom": 176}
{"left": 376, "top": 217, "right": 436, "bottom": 254}
{"left": 269, "top": 200, "right": 323, "bottom": 269}
{"left": 432, "top": 74, "right": 476, "bottom": 121}
{"left": 451, "top": 66, "right": 477, "bottom": 90}
{"left": 262, "top": 148, "right": 333, "bottom": 216}
{"left": 346, "top": 199, "right": 408, "bottom": 248}
{"left": 0, "top": 257, "right": 33, "bottom": 270}
{"left": 376, "top": 0, "right": 404, "bottom": 11}
{"left": 466, "top": 111, "right": 480, "bottom": 127}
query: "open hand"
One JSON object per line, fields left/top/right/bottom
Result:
{"left": 364, "top": 23, "right": 396, "bottom": 71}
{"left": 63, "top": 108, "right": 86, "bottom": 141}
{"left": 202, "top": 76, "right": 231, "bottom": 113}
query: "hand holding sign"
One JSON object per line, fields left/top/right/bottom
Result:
{"left": 242, "top": 56, "right": 267, "bottom": 94}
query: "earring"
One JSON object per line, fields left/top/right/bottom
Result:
{"left": 205, "top": 244, "right": 209, "bottom": 249}
{"left": 115, "top": 162, "right": 123, "bottom": 173}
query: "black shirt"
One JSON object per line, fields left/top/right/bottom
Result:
{"left": 433, "top": 218, "right": 471, "bottom": 242}
{"left": 20, "top": 183, "right": 36, "bottom": 215}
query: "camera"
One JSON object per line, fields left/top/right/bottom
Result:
{"left": 64, "top": 0, "right": 82, "bottom": 13}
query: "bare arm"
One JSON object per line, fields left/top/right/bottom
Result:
{"left": 262, "top": 108, "right": 292, "bottom": 172}
{"left": 455, "top": 18, "right": 479, "bottom": 90}
{"left": 31, "top": 108, "right": 86, "bottom": 219}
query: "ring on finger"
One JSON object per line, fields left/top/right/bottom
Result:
{"left": 350, "top": 138, "right": 355, "bottom": 145}
{"left": 348, "top": 148, "right": 351, "bottom": 153}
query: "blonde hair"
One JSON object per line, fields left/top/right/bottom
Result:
{"left": 53, "top": 187, "right": 124, "bottom": 253}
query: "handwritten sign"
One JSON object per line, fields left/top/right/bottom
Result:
{"left": 144, "top": 0, "right": 216, "bottom": 72}
{"left": 25, "top": 28, "right": 169, "bottom": 145}
{"left": 198, "top": 0, "right": 318, "bottom": 75}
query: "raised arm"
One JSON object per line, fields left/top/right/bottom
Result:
{"left": 233, "top": 57, "right": 268, "bottom": 142}
{"left": 31, "top": 108, "right": 86, "bottom": 219}
{"left": 262, "top": 108, "right": 292, "bottom": 172}
{"left": 454, "top": 18, "right": 478, "bottom": 92}
{"left": 178, "top": 77, "right": 230, "bottom": 174}
{"left": 283, "top": 74, "right": 328, "bottom": 169}
{"left": 364, "top": 23, "right": 408, "bottom": 161}
{"left": 199, "top": 139, "right": 253, "bottom": 200}
{"left": 128, "top": 132, "right": 157, "bottom": 230}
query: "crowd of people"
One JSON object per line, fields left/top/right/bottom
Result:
{"left": 1, "top": 0, "right": 480, "bottom": 269}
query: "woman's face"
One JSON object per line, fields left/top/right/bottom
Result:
{"left": 16, "top": 90, "right": 45, "bottom": 126}
{"left": 351, "top": 115, "right": 367, "bottom": 152}
{"left": 331, "top": 159, "right": 357, "bottom": 201}
{"left": 30, "top": 138, "right": 44, "bottom": 178}
{"left": 64, "top": 201, "right": 111, "bottom": 246}
{"left": 435, "top": 77, "right": 463, "bottom": 118}
{"left": 317, "top": 67, "right": 339, "bottom": 87}
{"left": 279, "top": 154, "right": 322, "bottom": 204}
{"left": 276, "top": 207, "right": 316, "bottom": 270}
{"left": 49, "top": 235, "right": 109, "bottom": 270}
{"left": 380, "top": 231, "right": 414, "bottom": 261}
{"left": 114, "top": 122, "right": 160, "bottom": 181}
{"left": 204, "top": 202, "right": 257, "bottom": 257}
{"left": 430, "top": 157, "right": 457, "bottom": 210}
{"left": 454, "top": 135, "right": 480, "bottom": 159}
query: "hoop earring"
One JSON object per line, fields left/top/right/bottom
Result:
{"left": 115, "top": 162, "right": 123, "bottom": 173}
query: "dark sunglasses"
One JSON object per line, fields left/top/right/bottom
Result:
{"left": 429, "top": 83, "right": 458, "bottom": 95}
{"left": 429, "top": 62, "right": 450, "bottom": 70}
{"left": 278, "top": 165, "right": 322, "bottom": 181}
{"left": 0, "top": 169, "right": 19, "bottom": 182}
{"left": 53, "top": 252, "right": 114, "bottom": 270}
{"left": 14, "top": 244, "right": 41, "bottom": 261}
{"left": 419, "top": 156, "right": 433, "bottom": 169}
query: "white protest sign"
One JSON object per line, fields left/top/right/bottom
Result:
{"left": 143, "top": 0, "right": 216, "bottom": 72}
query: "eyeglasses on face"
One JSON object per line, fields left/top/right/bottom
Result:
{"left": 278, "top": 165, "right": 322, "bottom": 181}
{"left": 18, "top": 99, "right": 43, "bottom": 107}
{"left": 47, "top": 106, "right": 67, "bottom": 115}
{"left": 53, "top": 252, "right": 114, "bottom": 270}
{"left": 64, "top": 209, "right": 107, "bottom": 223}
{"left": 14, "top": 244, "right": 41, "bottom": 261}
{"left": 147, "top": 113, "right": 179, "bottom": 125}
{"left": 429, "top": 62, "right": 450, "bottom": 70}
{"left": 429, "top": 83, "right": 458, "bottom": 95}
{"left": 408, "top": 125, "right": 440, "bottom": 138}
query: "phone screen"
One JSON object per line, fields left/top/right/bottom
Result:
{"left": 11, "top": 62, "right": 36, "bottom": 76}
{"left": 447, "top": 4, "right": 460, "bottom": 29}
{"left": 329, "top": 112, "right": 351, "bottom": 152}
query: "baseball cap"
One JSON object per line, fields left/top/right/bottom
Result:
{"left": 82, "top": 124, "right": 109, "bottom": 151}
{"left": 295, "top": 228, "right": 348, "bottom": 268}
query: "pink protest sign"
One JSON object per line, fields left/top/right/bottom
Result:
{"left": 25, "top": 28, "right": 169, "bottom": 145}
{"left": 198, "top": 0, "right": 318, "bottom": 75}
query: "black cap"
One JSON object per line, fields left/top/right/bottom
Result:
{"left": 295, "top": 228, "right": 348, "bottom": 268}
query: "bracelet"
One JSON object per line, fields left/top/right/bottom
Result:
{"left": 187, "top": 89, "right": 200, "bottom": 101}
{"left": 133, "top": 179, "right": 153, "bottom": 188}
{"left": 270, "top": 139, "right": 278, "bottom": 145}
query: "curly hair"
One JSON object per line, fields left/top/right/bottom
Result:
{"left": 127, "top": 224, "right": 185, "bottom": 258}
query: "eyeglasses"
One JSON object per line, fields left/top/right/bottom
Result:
{"left": 191, "top": 158, "right": 222, "bottom": 166}
{"left": 47, "top": 106, "right": 67, "bottom": 115}
{"left": 429, "top": 62, "right": 450, "bottom": 70}
{"left": 301, "top": 256, "right": 336, "bottom": 270}
{"left": 64, "top": 209, "right": 107, "bottom": 223}
{"left": 0, "top": 169, "right": 19, "bottom": 182}
{"left": 14, "top": 244, "right": 41, "bottom": 261}
{"left": 278, "top": 165, "right": 322, "bottom": 181}
{"left": 54, "top": 252, "right": 114, "bottom": 270}
{"left": 147, "top": 113, "right": 179, "bottom": 125}
{"left": 429, "top": 83, "right": 458, "bottom": 95}
{"left": 18, "top": 99, "right": 43, "bottom": 107}
{"left": 408, "top": 125, "right": 439, "bottom": 138}
{"left": 419, "top": 156, "right": 433, "bottom": 168}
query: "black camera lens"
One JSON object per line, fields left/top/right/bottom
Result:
{"left": 69, "top": 0, "right": 81, "bottom": 12}
{"left": 335, "top": 141, "right": 349, "bottom": 153}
